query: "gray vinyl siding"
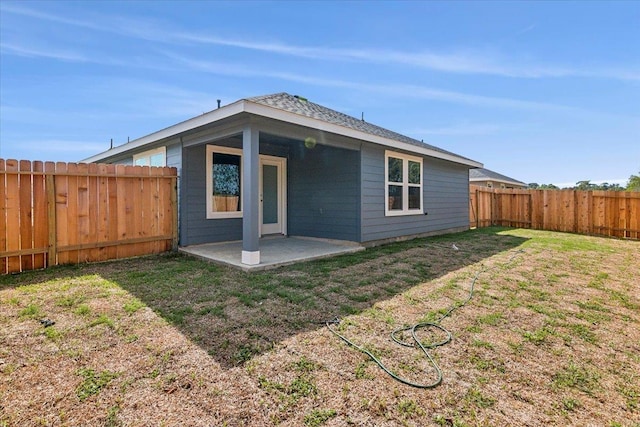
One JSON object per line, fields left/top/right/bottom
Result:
{"left": 166, "top": 141, "right": 182, "bottom": 244}
{"left": 166, "top": 142, "right": 181, "bottom": 171}
{"left": 288, "top": 144, "right": 360, "bottom": 241}
{"left": 179, "top": 139, "right": 291, "bottom": 246}
{"left": 180, "top": 134, "right": 467, "bottom": 246}
{"left": 360, "top": 144, "right": 469, "bottom": 243}
{"left": 423, "top": 157, "right": 470, "bottom": 230}
{"left": 111, "top": 141, "right": 180, "bottom": 168}
{"left": 113, "top": 158, "right": 133, "bottom": 166}
{"left": 180, "top": 144, "right": 242, "bottom": 246}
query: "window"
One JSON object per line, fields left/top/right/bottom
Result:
{"left": 206, "top": 145, "right": 242, "bottom": 219}
{"left": 133, "top": 147, "right": 166, "bottom": 167}
{"left": 385, "top": 151, "right": 423, "bottom": 216}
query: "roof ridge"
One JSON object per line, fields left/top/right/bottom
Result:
{"left": 245, "top": 92, "right": 475, "bottom": 162}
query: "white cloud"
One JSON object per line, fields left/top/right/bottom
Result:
{"left": 0, "top": 42, "right": 88, "bottom": 62}
{"left": 1, "top": 78, "right": 226, "bottom": 124}
{"left": 164, "top": 54, "right": 591, "bottom": 113}
{"left": 164, "top": 34, "right": 640, "bottom": 81}
{"left": 0, "top": 3, "right": 111, "bottom": 32}
{"left": 0, "top": 40, "right": 180, "bottom": 72}
{"left": 515, "top": 23, "right": 537, "bottom": 36}
{"left": 4, "top": 3, "right": 638, "bottom": 81}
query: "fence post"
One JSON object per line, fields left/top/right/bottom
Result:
{"left": 587, "top": 191, "right": 593, "bottom": 236}
{"left": 573, "top": 191, "right": 578, "bottom": 234}
{"left": 476, "top": 188, "right": 480, "bottom": 228}
{"left": 171, "top": 175, "right": 178, "bottom": 251}
{"left": 46, "top": 173, "right": 57, "bottom": 267}
{"left": 528, "top": 193, "right": 532, "bottom": 229}
{"left": 491, "top": 190, "right": 496, "bottom": 226}
{"left": 626, "top": 192, "right": 633, "bottom": 239}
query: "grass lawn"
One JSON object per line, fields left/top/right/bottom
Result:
{"left": 1, "top": 227, "right": 639, "bottom": 426}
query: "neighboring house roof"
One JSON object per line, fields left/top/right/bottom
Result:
{"left": 83, "top": 92, "right": 482, "bottom": 168}
{"left": 469, "top": 168, "right": 527, "bottom": 187}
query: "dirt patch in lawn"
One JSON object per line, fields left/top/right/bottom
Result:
{"left": 1, "top": 228, "right": 638, "bottom": 426}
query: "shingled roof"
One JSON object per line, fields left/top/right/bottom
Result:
{"left": 84, "top": 92, "right": 481, "bottom": 167}
{"left": 470, "top": 168, "right": 526, "bottom": 186}
{"left": 247, "top": 92, "right": 471, "bottom": 161}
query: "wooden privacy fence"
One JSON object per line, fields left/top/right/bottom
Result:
{"left": 469, "top": 185, "right": 640, "bottom": 239}
{"left": 1, "top": 159, "right": 178, "bottom": 274}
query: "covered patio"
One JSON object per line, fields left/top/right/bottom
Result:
{"left": 179, "top": 236, "right": 364, "bottom": 272}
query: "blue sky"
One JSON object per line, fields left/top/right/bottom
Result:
{"left": 1, "top": 1, "right": 638, "bottom": 187}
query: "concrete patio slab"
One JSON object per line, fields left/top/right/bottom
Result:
{"left": 179, "top": 236, "right": 365, "bottom": 272}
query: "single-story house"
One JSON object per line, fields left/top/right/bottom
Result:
{"left": 470, "top": 168, "right": 527, "bottom": 189}
{"left": 84, "top": 93, "right": 482, "bottom": 265}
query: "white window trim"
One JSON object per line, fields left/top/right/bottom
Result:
{"left": 133, "top": 146, "right": 166, "bottom": 166}
{"left": 206, "top": 145, "right": 243, "bottom": 219}
{"left": 384, "top": 150, "right": 423, "bottom": 217}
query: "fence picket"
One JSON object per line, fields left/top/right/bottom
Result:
{"left": 55, "top": 162, "right": 69, "bottom": 265}
{"left": 630, "top": 194, "right": 636, "bottom": 239}
{"left": 87, "top": 163, "right": 99, "bottom": 261}
{"left": 124, "top": 165, "right": 137, "bottom": 257}
{"left": 19, "top": 160, "right": 34, "bottom": 271}
{"left": 470, "top": 185, "right": 640, "bottom": 240}
{"left": 149, "top": 167, "right": 161, "bottom": 253}
{"left": 96, "top": 163, "right": 109, "bottom": 261}
{"left": 65, "top": 162, "right": 80, "bottom": 264}
{"left": 1, "top": 159, "right": 177, "bottom": 274}
{"left": 76, "top": 163, "right": 90, "bottom": 263}
{"left": 107, "top": 164, "right": 119, "bottom": 260}
{"left": 0, "top": 159, "right": 6, "bottom": 274}
{"left": 5, "top": 160, "right": 21, "bottom": 273}
{"left": 45, "top": 162, "right": 57, "bottom": 267}
{"left": 32, "top": 161, "right": 47, "bottom": 269}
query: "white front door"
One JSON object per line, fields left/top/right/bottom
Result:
{"left": 259, "top": 156, "right": 287, "bottom": 236}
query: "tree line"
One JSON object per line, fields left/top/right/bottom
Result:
{"left": 528, "top": 171, "right": 640, "bottom": 192}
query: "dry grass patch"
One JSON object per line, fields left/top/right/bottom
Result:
{"left": 1, "top": 227, "right": 639, "bottom": 426}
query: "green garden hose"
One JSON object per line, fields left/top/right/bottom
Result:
{"left": 326, "top": 248, "right": 523, "bottom": 388}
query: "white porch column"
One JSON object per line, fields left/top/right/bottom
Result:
{"left": 241, "top": 125, "right": 260, "bottom": 265}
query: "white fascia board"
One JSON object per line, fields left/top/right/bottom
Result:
{"left": 470, "top": 177, "right": 525, "bottom": 187}
{"left": 243, "top": 102, "right": 483, "bottom": 168}
{"left": 82, "top": 100, "right": 248, "bottom": 163}
{"left": 505, "top": 181, "right": 527, "bottom": 187}
{"left": 83, "top": 97, "right": 482, "bottom": 168}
